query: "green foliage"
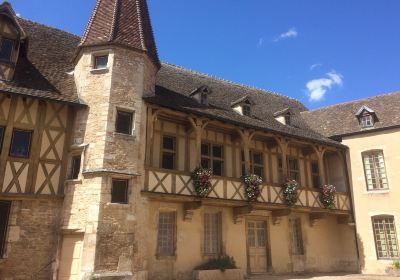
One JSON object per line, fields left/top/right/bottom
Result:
{"left": 195, "top": 255, "right": 237, "bottom": 272}
{"left": 393, "top": 260, "right": 400, "bottom": 270}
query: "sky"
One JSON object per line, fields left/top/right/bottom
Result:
{"left": 8, "top": 0, "right": 400, "bottom": 109}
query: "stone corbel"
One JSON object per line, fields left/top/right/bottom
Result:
{"left": 309, "top": 212, "right": 328, "bottom": 227}
{"left": 233, "top": 205, "right": 254, "bottom": 224}
{"left": 183, "top": 201, "right": 202, "bottom": 222}
{"left": 271, "top": 209, "right": 291, "bottom": 225}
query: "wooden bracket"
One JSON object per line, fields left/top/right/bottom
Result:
{"left": 301, "top": 147, "right": 314, "bottom": 157}
{"left": 183, "top": 201, "right": 202, "bottom": 222}
{"left": 233, "top": 205, "right": 254, "bottom": 224}
{"left": 309, "top": 212, "right": 328, "bottom": 227}
{"left": 271, "top": 209, "right": 291, "bottom": 225}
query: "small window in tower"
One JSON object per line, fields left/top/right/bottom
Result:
{"left": 111, "top": 179, "right": 129, "bottom": 204}
{"left": 69, "top": 155, "right": 81, "bottom": 180}
{"left": 94, "top": 55, "right": 108, "bottom": 70}
{"left": 116, "top": 110, "right": 133, "bottom": 135}
{"left": 0, "top": 38, "right": 14, "bottom": 62}
{"left": 242, "top": 104, "right": 251, "bottom": 116}
{"left": 9, "top": 129, "right": 32, "bottom": 158}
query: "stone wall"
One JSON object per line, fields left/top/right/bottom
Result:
{"left": 0, "top": 199, "right": 62, "bottom": 280}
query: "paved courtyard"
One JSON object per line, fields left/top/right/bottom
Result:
{"left": 249, "top": 274, "right": 399, "bottom": 280}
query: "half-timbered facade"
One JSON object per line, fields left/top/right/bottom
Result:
{"left": 0, "top": 1, "right": 361, "bottom": 280}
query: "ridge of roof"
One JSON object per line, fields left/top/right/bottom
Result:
{"left": 303, "top": 91, "right": 400, "bottom": 114}
{"left": 162, "top": 62, "right": 304, "bottom": 105}
{"left": 18, "top": 17, "right": 81, "bottom": 39}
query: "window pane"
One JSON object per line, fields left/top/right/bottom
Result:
{"left": 290, "top": 218, "right": 304, "bottom": 255}
{"left": 372, "top": 216, "right": 399, "bottom": 259}
{"left": 213, "top": 160, "right": 223, "bottom": 176}
{"left": 0, "top": 38, "right": 14, "bottom": 61}
{"left": 212, "top": 145, "right": 223, "bottom": 158}
{"left": 204, "top": 213, "right": 221, "bottom": 255}
{"left": 243, "top": 104, "right": 251, "bottom": 116}
{"left": 201, "top": 158, "right": 210, "bottom": 169}
{"left": 111, "top": 179, "right": 128, "bottom": 204}
{"left": 157, "top": 212, "right": 176, "bottom": 256}
{"left": 9, "top": 129, "right": 32, "bottom": 158}
{"left": 162, "top": 153, "right": 175, "bottom": 170}
{"left": 116, "top": 111, "right": 133, "bottom": 134}
{"left": 0, "top": 201, "right": 11, "bottom": 257}
{"left": 363, "top": 151, "right": 388, "bottom": 190}
{"left": 94, "top": 55, "right": 108, "bottom": 69}
{"left": 163, "top": 136, "right": 175, "bottom": 151}
{"left": 70, "top": 155, "right": 81, "bottom": 179}
{"left": 201, "top": 143, "right": 210, "bottom": 156}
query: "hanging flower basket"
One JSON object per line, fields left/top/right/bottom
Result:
{"left": 319, "top": 184, "right": 336, "bottom": 209}
{"left": 191, "top": 167, "right": 213, "bottom": 197}
{"left": 282, "top": 180, "right": 298, "bottom": 206}
{"left": 242, "top": 174, "right": 263, "bottom": 202}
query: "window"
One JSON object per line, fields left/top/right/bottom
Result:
{"left": 0, "top": 126, "right": 4, "bottom": 153}
{"left": 372, "top": 216, "right": 399, "bottom": 259}
{"left": 290, "top": 218, "right": 304, "bottom": 255}
{"left": 94, "top": 55, "right": 108, "bottom": 69}
{"left": 242, "top": 103, "right": 251, "bottom": 116}
{"left": 111, "top": 179, "right": 129, "bottom": 204}
{"left": 201, "top": 143, "right": 224, "bottom": 176}
{"left": 161, "top": 136, "right": 176, "bottom": 170}
{"left": 157, "top": 211, "right": 176, "bottom": 256}
{"left": 311, "top": 161, "right": 320, "bottom": 188}
{"left": 200, "top": 93, "right": 208, "bottom": 105}
{"left": 284, "top": 114, "right": 291, "bottom": 125}
{"left": 241, "top": 150, "right": 264, "bottom": 179}
{"left": 115, "top": 110, "right": 133, "bottom": 134}
{"left": 0, "top": 201, "right": 11, "bottom": 258}
{"left": 288, "top": 157, "right": 300, "bottom": 182}
{"left": 204, "top": 212, "right": 222, "bottom": 256}
{"left": 362, "top": 150, "right": 388, "bottom": 190}
{"left": 9, "top": 129, "right": 32, "bottom": 158}
{"left": 360, "top": 114, "right": 374, "bottom": 128}
{"left": 69, "top": 155, "right": 81, "bottom": 180}
{"left": 0, "top": 38, "right": 14, "bottom": 62}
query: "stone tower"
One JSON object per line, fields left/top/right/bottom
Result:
{"left": 62, "top": 0, "right": 160, "bottom": 279}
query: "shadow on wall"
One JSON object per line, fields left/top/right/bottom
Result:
{"left": 357, "top": 233, "right": 366, "bottom": 272}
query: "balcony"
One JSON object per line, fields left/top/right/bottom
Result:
{"left": 143, "top": 167, "right": 351, "bottom": 215}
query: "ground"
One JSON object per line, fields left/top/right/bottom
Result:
{"left": 248, "top": 274, "right": 399, "bottom": 280}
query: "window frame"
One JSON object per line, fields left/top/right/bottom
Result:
{"left": 203, "top": 211, "right": 222, "bottom": 256}
{"left": 287, "top": 157, "right": 300, "bottom": 183}
{"left": 69, "top": 154, "right": 82, "bottom": 180}
{"left": 201, "top": 142, "right": 224, "bottom": 176}
{"left": 242, "top": 103, "right": 251, "bottom": 116}
{"left": 362, "top": 150, "right": 388, "bottom": 191}
{"left": 371, "top": 215, "right": 399, "bottom": 260}
{"left": 115, "top": 109, "right": 134, "bottom": 135}
{"left": 161, "top": 135, "right": 177, "bottom": 170}
{"left": 241, "top": 150, "right": 265, "bottom": 180}
{"left": 289, "top": 217, "right": 304, "bottom": 255}
{"left": 93, "top": 54, "right": 109, "bottom": 70}
{"left": 111, "top": 179, "right": 129, "bottom": 204}
{"left": 0, "top": 37, "right": 15, "bottom": 62}
{"left": 359, "top": 114, "right": 374, "bottom": 128}
{"left": 156, "top": 211, "right": 177, "bottom": 257}
{"left": 311, "top": 161, "right": 320, "bottom": 189}
{"left": 9, "top": 129, "right": 33, "bottom": 159}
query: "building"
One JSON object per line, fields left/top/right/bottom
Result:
{"left": 0, "top": 1, "right": 360, "bottom": 279}
{"left": 302, "top": 92, "right": 400, "bottom": 274}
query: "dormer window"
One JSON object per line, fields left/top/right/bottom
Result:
{"left": 356, "top": 106, "right": 377, "bottom": 129}
{"left": 200, "top": 92, "right": 208, "bottom": 105}
{"left": 284, "top": 114, "right": 291, "bottom": 125}
{"left": 0, "top": 38, "right": 14, "bottom": 62}
{"left": 190, "top": 86, "right": 211, "bottom": 106}
{"left": 231, "top": 95, "right": 253, "bottom": 117}
{"left": 242, "top": 102, "right": 251, "bottom": 116}
{"left": 274, "top": 108, "right": 292, "bottom": 126}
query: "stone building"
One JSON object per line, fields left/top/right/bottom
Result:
{"left": 0, "top": 0, "right": 366, "bottom": 279}
{"left": 303, "top": 92, "right": 400, "bottom": 274}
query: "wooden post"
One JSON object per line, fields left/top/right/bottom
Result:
{"left": 277, "top": 137, "right": 289, "bottom": 179}
{"left": 188, "top": 117, "right": 208, "bottom": 167}
{"left": 236, "top": 129, "right": 255, "bottom": 174}
{"left": 145, "top": 107, "right": 160, "bottom": 166}
{"left": 314, "top": 146, "right": 327, "bottom": 185}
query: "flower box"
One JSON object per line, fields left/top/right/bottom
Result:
{"left": 193, "top": 269, "right": 244, "bottom": 280}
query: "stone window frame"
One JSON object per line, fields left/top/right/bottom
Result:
{"left": 111, "top": 178, "right": 129, "bottom": 204}
{"left": 289, "top": 217, "right": 304, "bottom": 255}
{"left": 66, "top": 145, "right": 85, "bottom": 182}
{"left": 371, "top": 215, "right": 399, "bottom": 260}
{"left": 202, "top": 210, "right": 223, "bottom": 257}
{"left": 90, "top": 49, "right": 112, "bottom": 74}
{"left": 113, "top": 105, "right": 136, "bottom": 137}
{"left": 156, "top": 210, "right": 177, "bottom": 258}
{"left": 362, "top": 150, "right": 389, "bottom": 191}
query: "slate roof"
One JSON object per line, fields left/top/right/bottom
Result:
{"left": 145, "top": 63, "right": 344, "bottom": 148}
{"left": 80, "top": 0, "right": 160, "bottom": 67}
{"left": 301, "top": 91, "right": 400, "bottom": 138}
{"left": 0, "top": 18, "right": 83, "bottom": 105}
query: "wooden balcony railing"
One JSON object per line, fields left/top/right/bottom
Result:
{"left": 143, "top": 167, "right": 351, "bottom": 213}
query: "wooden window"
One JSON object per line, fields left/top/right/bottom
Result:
{"left": 201, "top": 143, "right": 224, "bottom": 176}
{"left": 241, "top": 150, "right": 264, "bottom": 179}
{"left": 111, "top": 179, "right": 129, "bottom": 204}
{"left": 94, "top": 55, "right": 108, "bottom": 69}
{"left": 242, "top": 103, "right": 251, "bottom": 116}
{"left": 200, "top": 93, "right": 208, "bottom": 105}
{"left": 311, "top": 161, "right": 320, "bottom": 188}
{"left": 362, "top": 150, "right": 388, "bottom": 190}
{"left": 9, "top": 129, "right": 32, "bottom": 158}
{"left": 0, "top": 38, "right": 14, "bottom": 62}
{"left": 372, "top": 216, "right": 399, "bottom": 259}
{"left": 161, "top": 136, "right": 176, "bottom": 170}
{"left": 157, "top": 211, "right": 176, "bottom": 256}
{"left": 116, "top": 110, "right": 133, "bottom": 135}
{"left": 360, "top": 114, "right": 374, "bottom": 128}
{"left": 288, "top": 157, "right": 300, "bottom": 182}
{"left": 290, "top": 218, "right": 304, "bottom": 255}
{"left": 0, "top": 201, "right": 11, "bottom": 258}
{"left": 69, "top": 155, "right": 81, "bottom": 180}
{"left": 0, "top": 126, "right": 4, "bottom": 153}
{"left": 204, "top": 212, "right": 222, "bottom": 256}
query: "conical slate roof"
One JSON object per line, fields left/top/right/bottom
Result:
{"left": 80, "top": 0, "right": 160, "bottom": 67}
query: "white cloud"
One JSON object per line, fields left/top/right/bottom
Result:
{"left": 257, "top": 37, "right": 264, "bottom": 48}
{"left": 306, "top": 71, "right": 343, "bottom": 102}
{"left": 310, "top": 63, "right": 322, "bottom": 71}
{"left": 273, "top": 28, "right": 298, "bottom": 42}
{"left": 16, "top": 13, "right": 21, "bottom": 17}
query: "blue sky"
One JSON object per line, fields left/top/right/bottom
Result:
{"left": 8, "top": 0, "right": 400, "bottom": 109}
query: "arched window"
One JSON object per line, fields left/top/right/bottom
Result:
{"left": 362, "top": 150, "right": 388, "bottom": 190}
{"left": 371, "top": 215, "right": 399, "bottom": 259}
